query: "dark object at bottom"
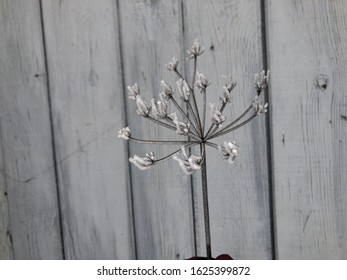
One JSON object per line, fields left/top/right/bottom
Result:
{"left": 187, "top": 254, "right": 233, "bottom": 260}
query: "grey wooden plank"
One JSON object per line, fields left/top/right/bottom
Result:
{"left": 0, "top": 0, "right": 63, "bottom": 259}
{"left": 267, "top": 0, "right": 347, "bottom": 259}
{"left": 183, "top": 0, "right": 272, "bottom": 259}
{"left": 118, "top": 0, "right": 195, "bottom": 259}
{"left": 0, "top": 129, "right": 13, "bottom": 259}
{"left": 41, "top": 0, "right": 135, "bottom": 259}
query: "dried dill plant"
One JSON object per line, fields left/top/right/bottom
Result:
{"left": 119, "top": 39, "right": 269, "bottom": 259}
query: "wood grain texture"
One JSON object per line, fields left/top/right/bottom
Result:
{"left": 118, "top": 0, "right": 195, "bottom": 259}
{"left": 267, "top": 0, "right": 347, "bottom": 259}
{"left": 41, "top": 0, "right": 135, "bottom": 259}
{"left": 183, "top": 0, "right": 272, "bottom": 259}
{"left": 0, "top": 0, "right": 63, "bottom": 259}
{"left": 0, "top": 126, "right": 13, "bottom": 259}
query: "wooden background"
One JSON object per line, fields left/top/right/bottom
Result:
{"left": 0, "top": 0, "right": 346, "bottom": 259}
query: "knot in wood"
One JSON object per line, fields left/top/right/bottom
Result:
{"left": 315, "top": 74, "right": 329, "bottom": 91}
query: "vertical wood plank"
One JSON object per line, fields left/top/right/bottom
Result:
{"left": 0, "top": 0, "right": 63, "bottom": 259}
{"left": 0, "top": 131, "right": 13, "bottom": 259}
{"left": 118, "top": 0, "right": 195, "bottom": 259}
{"left": 42, "top": 0, "right": 135, "bottom": 259}
{"left": 183, "top": 0, "right": 272, "bottom": 259}
{"left": 267, "top": 0, "right": 347, "bottom": 259}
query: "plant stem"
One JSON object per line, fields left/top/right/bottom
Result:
{"left": 202, "top": 89, "right": 206, "bottom": 136}
{"left": 128, "top": 136, "right": 198, "bottom": 145}
{"left": 147, "top": 116, "right": 200, "bottom": 141}
{"left": 204, "top": 101, "right": 226, "bottom": 139}
{"left": 213, "top": 104, "right": 253, "bottom": 136}
{"left": 170, "top": 97, "right": 199, "bottom": 135}
{"left": 187, "top": 102, "right": 202, "bottom": 137}
{"left": 174, "top": 69, "right": 202, "bottom": 136}
{"left": 200, "top": 143, "right": 212, "bottom": 259}
{"left": 153, "top": 143, "right": 197, "bottom": 165}
{"left": 208, "top": 113, "right": 257, "bottom": 140}
{"left": 190, "top": 57, "right": 203, "bottom": 135}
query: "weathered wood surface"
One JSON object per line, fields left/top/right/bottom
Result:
{"left": 1, "top": 0, "right": 347, "bottom": 260}
{"left": 41, "top": 0, "right": 135, "bottom": 259}
{"left": 118, "top": 0, "right": 195, "bottom": 259}
{"left": 267, "top": 0, "right": 347, "bottom": 259}
{"left": 0, "top": 0, "right": 63, "bottom": 259}
{"left": 0, "top": 134, "right": 12, "bottom": 259}
{"left": 183, "top": 0, "right": 272, "bottom": 259}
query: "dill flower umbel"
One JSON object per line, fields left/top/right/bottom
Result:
{"left": 119, "top": 39, "right": 269, "bottom": 259}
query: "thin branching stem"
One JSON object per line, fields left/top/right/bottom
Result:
{"left": 174, "top": 69, "right": 184, "bottom": 81}
{"left": 204, "top": 124, "right": 214, "bottom": 140}
{"left": 208, "top": 113, "right": 257, "bottom": 140}
{"left": 153, "top": 143, "right": 198, "bottom": 165}
{"left": 205, "top": 103, "right": 253, "bottom": 140}
{"left": 128, "top": 136, "right": 199, "bottom": 146}
{"left": 165, "top": 115, "right": 201, "bottom": 141}
{"left": 187, "top": 102, "right": 202, "bottom": 137}
{"left": 205, "top": 141, "right": 220, "bottom": 150}
{"left": 204, "top": 100, "right": 227, "bottom": 139}
{"left": 174, "top": 69, "right": 201, "bottom": 135}
{"left": 220, "top": 104, "right": 253, "bottom": 132}
{"left": 147, "top": 116, "right": 201, "bottom": 142}
{"left": 147, "top": 115, "right": 176, "bottom": 131}
{"left": 170, "top": 97, "right": 199, "bottom": 135}
{"left": 190, "top": 56, "right": 202, "bottom": 135}
{"left": 202, "top": 89, "right": 206, "bottom": 136}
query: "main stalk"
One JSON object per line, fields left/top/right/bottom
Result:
{"left": 200, "top": 143, "right": 212, "bottom": 259}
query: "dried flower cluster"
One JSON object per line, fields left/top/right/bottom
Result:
{"left": 119, "top": 39, "right": 269, "bottom": 175}
{"left": 118, "top": 39, "right": 269, "bottom": 259}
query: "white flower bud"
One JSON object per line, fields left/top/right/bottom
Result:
{"left": 252, "top": 96, "right": 268, "bottom": 115}
{"left": 218, "top": 141, "right": 239, "bottom": 164}
{"left": 254, "top": 70, "right": 270, "bottom": 93}
{"left": 129, "top": 152, "right": 155, "bottom": 170}
{"left": 195, "top": 72, "right": 211, "bottom": 91}
{"left": 187, "top": 39, "right": 205, "bottom": 59}
{"left": 221, "top": 75, "right": 237, "bottom": 103}
{"left": 176, "top": 78, "right": 191, "bottom": 102}
{"left": 118, "top": 127, "right": 131, "bottom": 140}
{"left": 169, "top": 113, "right": 190, "bottom": 135}
{"left": 165, "top": 57, "right": 179, "bottom": 71}
{"left": 160, "top": 80, "right": 174, "bottom": 100}
{"left": 151, "top": 96, "right": 167, "bottom": 119}
{"left": 136, "top": 96, "right": 151, "bottom": 117}
{"left": 173, "top": 147, "right": 202, "bottom": 175}
{"left": 127, "top": 83, "right": 140, "bottom": 100}
{"left": 210, "top": 103, "right": 226, "bottom": 127}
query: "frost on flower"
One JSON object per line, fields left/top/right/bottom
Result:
{"left": 176, "top": 78, "right": 191, "bottom": 102}
{"left": 129, "top": 152, "right": 155, "bottom": 170}
{"left": 118, "top": 127, "right": 131, "bottom": 140}
{"left": 195, "top": 72, "right": 211, "bottom": 91}
{"left": 187, "top": 39, "right": 205, "bottom": 59}
{"left": 151, "top": 96, "right": 167, "bottom": 119}
{"left": 160, "top": 80, "right": 174, "bottom": 100}
{"left": 127, "top": 83, "right": 151, "bottom": 117}
{"left": 210, "top": 103, "right": 226, "bottom": 127}
{"left": 134, "top": 96, "right": 150, "bottom": 117}
{"left": 173, "top": 147, "right": 202, "bottom": 175}
{"left": 165, "top": 57, "right": 179, "bottom": 71}
{"left": 254, "top": 70, "right": 270, "bottom": 93}
{"left": 127, "top": 83, "right": 140, "bottom": 100}
{"left": 120, "top": 41, "right": 269, "bottom": 180}
{"left": 169, "top": 113, "right": 190, "bottom": 135}
{"left": 252, "top": 96, "right": 268, "bottom": 115}
{"left": 221, "top": 75, "right": 237, "bottom": 103}
{"left": 218, "top": 141, "right": 239, "bottom": 164}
